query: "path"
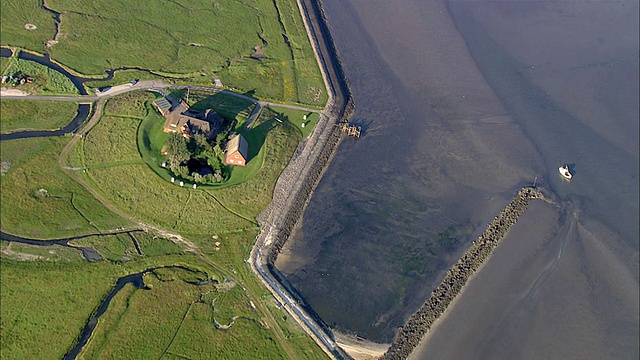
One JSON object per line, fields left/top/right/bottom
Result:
{"left": 1, "top": 80, "right": 323, "bottom": 132}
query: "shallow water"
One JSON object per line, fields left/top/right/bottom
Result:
{"left": 275, "top": 0, "right": 639, "bottom": 353}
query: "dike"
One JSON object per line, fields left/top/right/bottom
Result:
{"left": 250, "top": 0, "right": 355, "bottom": 358}
{"left": 381, "top": 187, "right": 544, "bottom": 360}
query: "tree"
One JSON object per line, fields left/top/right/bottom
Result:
{"left": 166, "top": 133, "right": 190, "bottom": 168}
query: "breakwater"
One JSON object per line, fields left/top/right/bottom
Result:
{"left": 381, "top": 187, "right": 544, "bottom": 360}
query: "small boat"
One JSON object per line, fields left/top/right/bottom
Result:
{"left": 559, "top": 164, "right": 572, "bottom": 180}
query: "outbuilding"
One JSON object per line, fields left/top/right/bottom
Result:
{"left": 153, "top": 97, "right": 172, "bottom": 116}
{"left": 225, "top": 134, "right": 249, "bottom": 167}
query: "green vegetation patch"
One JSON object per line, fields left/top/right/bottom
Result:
{"left": 19, "top": 0, "right": 327, "bottom": 105}
{"left": 0, "top": 137, "right": 132, "bottom": 239}
{"left": 86, "top": 163, "right": 256, "bottom": 234}
{"left": 266, "top": 105, "right": 320, "bottom": 139}
{"left": 134, "top": 231, "right": 184, "bottom": 257}
{"left": 103, "top": 90, "right": 154, "bottom": 118}
{"left": 0, "top": 1, "right": 56, "bottom": 51}
{"left": 0, "top": 259, "right": 121, "bottom": 360}
{"left": 83, "top": 268, "right": 282, "bottom": 358}
{"left": 80, "top": 267, "right": 289, "bottom": 359}
{"left": 1, "top": 56, "right": 79, "bottom": 95}
{"left": 83, "top": 115, "right": 142, "bottom": 166}
{"left": 71, "top": 233, "right": 138, "bottom": 262}
{"left": 0, "top": 242, "right": 83, "bottom": 262}
{"left": 0, "top": 99, "right": 79, "bottom": 133}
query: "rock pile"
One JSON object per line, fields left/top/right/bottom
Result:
{"left": 381, "top": 187, "right": 543, "bottom": 360}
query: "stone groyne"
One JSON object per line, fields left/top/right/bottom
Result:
{"left": 381, "top": 187, "right": 544, "bottom": 360}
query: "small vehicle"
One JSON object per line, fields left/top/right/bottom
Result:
{"left": 130, "top": 79, "right": 139, "bottom": 85}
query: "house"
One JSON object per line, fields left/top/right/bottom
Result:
{"left": 225, "top": 134, "right": 249, "bottom": 167}
{"left": 163, "top": 106, "right": 224, "bottom": 140}
{"left": 153, "top": 97, "right": 172, "bottom": 116}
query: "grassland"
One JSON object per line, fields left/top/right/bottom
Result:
{"left": 0, "top": 137, "right": 133, "bottom": 238}
{"left": 1, "top": 0, "right": 331, "bottom": 357}
{"left": 1, "top": 56, "right": 79, "bottom": 95}
{"left": 0, "top": 259, "right": 121, "bottom": 359}
{"left": 0, "top": 0, "right": 56, "bottom": 52}
{"left": 266, "top": 105, "right": 320, "bottom": 139}
{"left": 0, "top": 99, "right": 79, "bottom": 133}
{"left": 0, "top": 0, "right": 328, "bottom": 105}
{"left": 79, "top": 267, "right": 292, "bottom": 359}
{"left": 0, "top": 89, "right": 327, "bottom": 358}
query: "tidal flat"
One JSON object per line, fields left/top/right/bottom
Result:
{"left": 276, "top": 1, "right": 639, "bottom": 358}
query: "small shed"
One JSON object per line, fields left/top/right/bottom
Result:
{"left": 225, "top": 134, "right": 249, "bottom": 167}
{"left": 153, "top": 98, "right": 172, "bottom": 116}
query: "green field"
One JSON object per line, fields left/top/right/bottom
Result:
{"left": 0, "top": 89, "right": 325, "bottom": 358}
{"left": 79, "top": 267, "right": 290, "bottom": 359}
{"left": 0, "top": 1, "right": 56, "bottom": 52}
{"left": 0, "top": 259, "right": 121, "bottom": 359}
{"left": 1, "top": 0, "right": 330, "bottom": 358}
{"left": 0, "top": 99, "right": 80, "bottom": 133}
{"left": 1, "top": 56, "right": 80, "bottom": 95}
{"left": 1, "top": 0, "right": 327, "bottom": 106}
{"left": 0, "top": 137, "right": 133, "bottom": 238}
{"left": 266, "top": 105, "right": 320, "bottom": 139}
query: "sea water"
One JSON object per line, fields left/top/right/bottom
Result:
{"left": 276, "top": 1, "right": 638, "bottom": 357}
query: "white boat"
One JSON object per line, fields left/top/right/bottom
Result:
{"left": 559, "top": 164, "right": 572, "bottom": 180}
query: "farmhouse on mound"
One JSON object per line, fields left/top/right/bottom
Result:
{"left": 162, "top": 99, "right": 224, "bottom": 140}
{"left": 225, "top": 134, "right": 249, "bottom": 167}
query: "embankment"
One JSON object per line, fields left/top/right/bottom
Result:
{"left": 249, "top": 0, "right": 354, "bottom": 358}
{"left": 381, "top": 187, "right": 544, "bottom": 360}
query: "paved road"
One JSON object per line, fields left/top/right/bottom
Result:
{"left": 1, "top": 80, "right": 323, "bottom": 120}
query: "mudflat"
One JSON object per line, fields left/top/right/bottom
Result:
{"left": 410, "top": 200, "right": 639, "bottom": 360}
{"left": 277, "top": 0, "right": 638, "bottom": 357}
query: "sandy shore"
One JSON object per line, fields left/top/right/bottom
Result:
{"left": 335, "top": 331, "right": 389, "bottom": 360}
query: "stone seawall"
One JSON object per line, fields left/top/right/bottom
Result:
{"left": 258, "top": 0, "right": 355, "bottom": 264}
{"left": 381, "top": 187, "right": 544, "bottom": 360}
{"left": 250, "top": 0, "right": 355, "bottom": 358}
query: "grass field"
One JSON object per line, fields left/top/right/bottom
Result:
{"left": 1, "top": 56, "right": 79, "bottom": 95}
{"left": 0, "top": 137, "right": 133, "bottom": 239}
{"left": 265, "top": 105, "right": 320, "bottom": 139}
{"left": 0, "top": 259, "right": 121, "bottom": 360}
{"left": 0, "top": 0, "right": 327, "bottom": 105}
{"left": 79, "top": 267, "right": 294, "bottom": 359}
{"left": 0, "top": 0, "right": 56, "bottom": 52}
{"left": 1, "top": 0, "right": 330, "bottom": 354}
{"left": 0, "top": 99, "right": 79, "bottom": 133}
{"left": 0, "top": 90, "right": 327, "bottom": 360}
{"left": 83, "top": 116, "right": 143, "bottom": 166}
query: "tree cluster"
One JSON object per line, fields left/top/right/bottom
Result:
{"left": 164, "top": 132, "right": 229, "bottom": 183}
